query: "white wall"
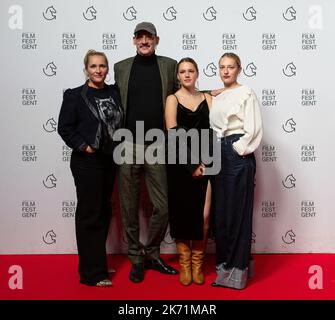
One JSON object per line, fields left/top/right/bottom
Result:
{"left": 1, "top": 0, "right": 334, "bottom": 254}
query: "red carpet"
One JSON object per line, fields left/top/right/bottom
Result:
{"left": 1, "top": 254, "right": 335, "bottom": 300}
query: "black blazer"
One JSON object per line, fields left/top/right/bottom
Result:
{"left": 58, "top": 82, "right": 122, "bottom": 152}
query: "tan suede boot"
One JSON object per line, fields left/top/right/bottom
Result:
{"left": 191, "top": 228, "right": 208, "bottom": 285}
{"left": 176, "top": 240, "right": 192, "bottom": 286}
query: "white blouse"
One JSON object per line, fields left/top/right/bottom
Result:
{"left": 210, "top": 85, "right": 263, "bottom": 156}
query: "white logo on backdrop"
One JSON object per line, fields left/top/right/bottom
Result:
{"left": 203, "top": 6, "right": 217, "bottom": 21}
{"left": 43, "top": 118, "right": 57, "bottom": 133}
{"left": 43, "top": 230, "right": 56, "bottom": 244}
{"left": 243, "top": 62, "right": 257, "bottom": 77}
{"left": 43, "top": 62, "right": 57, "bottom": 76}
{"left": 8, "top": 5, "right": 23, "bottom": 30}
{"left": 83, "top": 6, "right": 97, "bottom": 21}
{"left": 203, "top": 62, "right": 217, "bottom": 77}
{"left": 282, "top": 174, "right": 296, "bottom": 189}
{"left": 43, "top": 174, "right": 57, "bottom": 188}
{"left": 123, "top": 6, "right": 137, "bottom": 21}
{"left": 42, "top": 6, "right": 56, "bottom": 20}
{"left": 282, "top": 118, "right": 296, "bottom": 133}
{"left": 282, "top": 62, "right": 296, "bottom": 77}
{"left": 163, "top": 6, "right": 177, "bottom": 21}
{"left": 283, "top": 6, "right": 297, "bottom": 21}
{"left": 243, "top": 6, "right": 256, "bottom": 21}
{"left": 282, "top": 229, "right": 296, "bottom": 244}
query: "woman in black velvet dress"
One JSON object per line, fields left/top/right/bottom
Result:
{"left": 165, "top": 57, "right": 212, "bottom": 286}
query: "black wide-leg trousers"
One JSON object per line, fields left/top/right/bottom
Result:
{"left": 211, "top": 134, "right": 256, "bottom": 270}
{"left": 70, "top": 150, "right": 116, "bottom": 285}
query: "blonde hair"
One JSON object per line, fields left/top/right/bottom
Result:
{"left": 176, "top": 57, "right": 199, "bottom": 89}
{"left": 177, "top": 57, "right": 199, "bottom": 73}
{"left": 219, "top": 52, "right": 241, "bottom": 69}
{"left": 83, "top": 49, "right": 109, "bottom": 70}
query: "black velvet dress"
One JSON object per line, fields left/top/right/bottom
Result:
{"left": 167, "top": 96, "right": 210, "bottom": 240}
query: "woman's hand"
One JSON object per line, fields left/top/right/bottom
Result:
{"left": 192, "top": 164, "right": 205, "bottom": 178}
{"left": 211, "top": 88, "right": 225, "bottom": 97}
{"left": 85, "top": 145, "right": 96, "bottom": 154}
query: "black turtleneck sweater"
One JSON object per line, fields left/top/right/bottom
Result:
{"left": 126, "top": 53, "right": 163, "bottom": 141}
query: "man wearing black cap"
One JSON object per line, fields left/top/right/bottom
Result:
{"left": 114, "top": 22, "right": 178, "bottom": 282}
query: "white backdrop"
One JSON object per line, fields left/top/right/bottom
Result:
{"left": 1, "top": 0, "right": 334, "bottom": 254}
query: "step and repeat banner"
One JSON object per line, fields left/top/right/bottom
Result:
{"left": 1, "top": 0, "right": 334, "bottom": 254}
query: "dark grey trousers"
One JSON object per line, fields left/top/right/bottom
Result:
{"left": 118, "top": 143, "right": 169, "bottom": 263}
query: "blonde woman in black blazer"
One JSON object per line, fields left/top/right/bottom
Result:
{"left": 58, "top": 50, "right": 123, "bottom": 287}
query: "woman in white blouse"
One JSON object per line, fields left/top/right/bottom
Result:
{"left": 209, "top": 52, "right": 262, "bottom": 289}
